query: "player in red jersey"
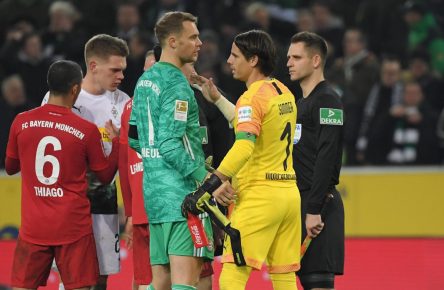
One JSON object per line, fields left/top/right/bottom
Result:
{"left": 119, "top": 50, "right": 155, "bottom": 290}
{"left": 5, "top": 60, "right": 119, "bottom": 290}
{"left": 120, "top": 97, "right": 152, "bottom": 290}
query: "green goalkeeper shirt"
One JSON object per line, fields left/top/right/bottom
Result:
{"left": 129, "top": 62, "right": 207, "bottom": 223}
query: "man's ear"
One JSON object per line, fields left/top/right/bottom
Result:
{"left": 249, "top": 55, "right": 259, "bottom": 68}
{"left": 312, "top": 54, "right": 322, "bottom": 69}
{"left": 168, "top": 35, "right": 177, "bottom": 49}
{"left": 88, "top": 59, "right": 97, "bottom": 72}
{"left": 71, "top": 83, "right": 81, "bottom": 104}
{"left": 72, "top": 83, "right": 81, "bottom": 96}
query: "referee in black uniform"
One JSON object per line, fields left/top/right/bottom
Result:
{"left": 287, "top": 32, "right": 345, "bottom": 289}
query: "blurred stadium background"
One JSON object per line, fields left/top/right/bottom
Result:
{"left": 1, "top": 0, "right": 444, "bottom": 289}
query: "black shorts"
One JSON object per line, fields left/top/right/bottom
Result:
{"left": 297, "top": 189, "right": 344, "bottom": 275}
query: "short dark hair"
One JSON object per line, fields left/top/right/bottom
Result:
{"left": 47, "top": 60, "right": 83, "bottom": 95}
{"left": 84, "top": 34, "right": 129, "bottom": 62}
{"left": 153, "top": 44, "right": 162, "bottom": 61}
{"left": 234, "top": 30, "right": 276, "bottom": 75}
{"left": 155, "top": 11, "right": 197, "bottom": 47}
{"left": 291, "top": 31, "right": 328, "bottom": 66}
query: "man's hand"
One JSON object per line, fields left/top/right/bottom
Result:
{"left": 212, "top": 181, "right": 236, "bottom": 207}
{"left": 305, "top": 214, "right": 324, "bottom": 238}
{"left": 190, "top": 73, "right": 221, "bottom": 103}
{"left": 182, "top": 174, "right": 224, "bottom": 216}
{"left": 105, "top": 119, "right": 119, "bottom": 139}
{"left": 123, "top": 216, "right": 134, "bottom": 249}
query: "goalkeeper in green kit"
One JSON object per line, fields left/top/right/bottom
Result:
{"left": 128, "top": 11, "right": 235, "bottom": 290}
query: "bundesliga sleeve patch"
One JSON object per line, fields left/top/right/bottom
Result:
{"left": 294, "top": 123, "right": 302, "bottom": 144}
{"left": 237, "top": 106, "right": 253, "bottom": 123}
{"left": 319, "top": 108, "right": 343, "bottom": 125}
{"left": 174, "top": 100, "right": 188, "bottom": 121}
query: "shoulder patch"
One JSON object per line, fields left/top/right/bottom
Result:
{"left": 319, "top": 108, "right": 343, "bottom": 125}
{"left": 174, "top": 100, "right": 188, "bottom": 121}
{"left": 294, "top": 123, "right": 302, "bottom": 144}
{"left": 237, "top": 106, "right": 252, "bottom": 123}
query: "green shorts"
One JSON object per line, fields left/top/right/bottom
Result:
{"left": 149, "top": 214, "right": 214, "bottom": 265}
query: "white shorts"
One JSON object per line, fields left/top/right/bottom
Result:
{"left": 92, "top": 214, "right": 120, "bottom": 275}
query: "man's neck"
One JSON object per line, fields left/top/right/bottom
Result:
{"left": 47, "top": 95, "right": 72, "bottom": 108}
{"left": 246, "top": 70, "right": 268, "bottom": 88}
{"left": 159, "top": 52, "right": 183, "bottom": 70}
{"left": 82, "top": 74, "right": 106, "bottom": 95}
{"left": 300, "top": 72, "right": 325, "bottom": 98}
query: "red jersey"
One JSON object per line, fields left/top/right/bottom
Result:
{"left": 6, "top": 104, "right": 109, "bottom": 245}
{"left": 119, "top": 99, "right": 148, "bottom": 224}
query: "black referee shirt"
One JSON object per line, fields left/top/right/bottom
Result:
{"left": 292, "top": 81, "right": 344, "bottom": 214}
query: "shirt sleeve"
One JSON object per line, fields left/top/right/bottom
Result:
{"left": 157, "top": 84, "right": 207, "bottom": 182}
{"left": 307, "top": 94, "right": 343, "bottom": 214}
{"left": 5, "top": 116, "right": 21, "bottom": 174}
{"left": 128, "top": 94, "right": 140, "bottom": 152}
{"left": 6, "top": 116, "right": 20, "bottom": 160}
{"left": 119, "top": 103, "right": 132, "bottom": 216}
{"left": 129, "top": 95, "right": 137, "bottom": 127}
{"left": 120, "top": 101, "right": 130, "bottom": 146}
{"left": 86, "top": 125, "right": 109, "bottom": 172}
{"left": 235, "top": 91, "right": 267, "bottom": 136}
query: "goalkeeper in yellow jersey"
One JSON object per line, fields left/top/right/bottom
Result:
{"left": 185, "top": 30, "right": 301, "bottom": 290}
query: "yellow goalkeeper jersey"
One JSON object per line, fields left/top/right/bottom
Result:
{"left": 233, "top": 78, "right": 297, "bottom": 191}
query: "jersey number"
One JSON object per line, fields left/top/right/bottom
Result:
{"left": 280, "top": 122, "right": 291, "bottom": 171}
{"left": 35, "top": 136, "right": 61, "bottom": 185}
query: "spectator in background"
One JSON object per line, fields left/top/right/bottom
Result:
{"left": 402, "top": 0, "right": 444, "bottom": 75}
{"left": 120, "top": 32, "right": 154, "bottom": 96}
{"left": 327, "top": 28, "right": 380, "bottom": 165}
{"left": 0, "top": 75, "right": 34, "bottom": 168}
{"left": 139, "top": 0, "right": 189, "bottom": 33}
{"left": 115, "top": 2, "right": 142, "bottom": 43}
{"left": 386, "top": 81, "right": 442, "bottom": 165}
{"left": 71, "top": 0, "right": 116, "bottom": 36}
{"left": 40, "top": 1, "right": 87, "bottom": 65}
{"left": 195, "top": 30, "right": 224, "bottom": 82}
{"left": 243, "top": 2, "right": 295, "bottom": 45}
{"left": 10, "top": 32, "right": 52, "bottom": 104}
{"left": 355, "top": 0, "right": 408, "bottom": 60}
{"left": 296, "top": 9, "right": 316, "bottom": 32}
{"left": 310, "top": 0, "right": 345, "bottom": 62}
{"left": 0, "top": 0, "right": 51, "bottom": 42}
{"left": 0, "top": 16, "right": 36, "bottom": 80}
{"left": 356, "top": 57, "right": 404, "bottom": 165}
{"left": 405, "top": 49, "right": 444, "bottom": 113}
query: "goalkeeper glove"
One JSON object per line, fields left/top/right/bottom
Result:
{"left": 181, "top": 173, "right": 222, "bottom": 217}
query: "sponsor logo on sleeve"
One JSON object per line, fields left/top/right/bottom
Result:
{"left": 319, "top": 108, "right": 343, "bottom": 125}
{"left": 175, "top": 100, "right": 188, "bottom": 121}
{"left": 294, "top": 123, "right": 302, "bottom": 144}
{"left": 237, "top": 106, "right": 253, "bottom": 123}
